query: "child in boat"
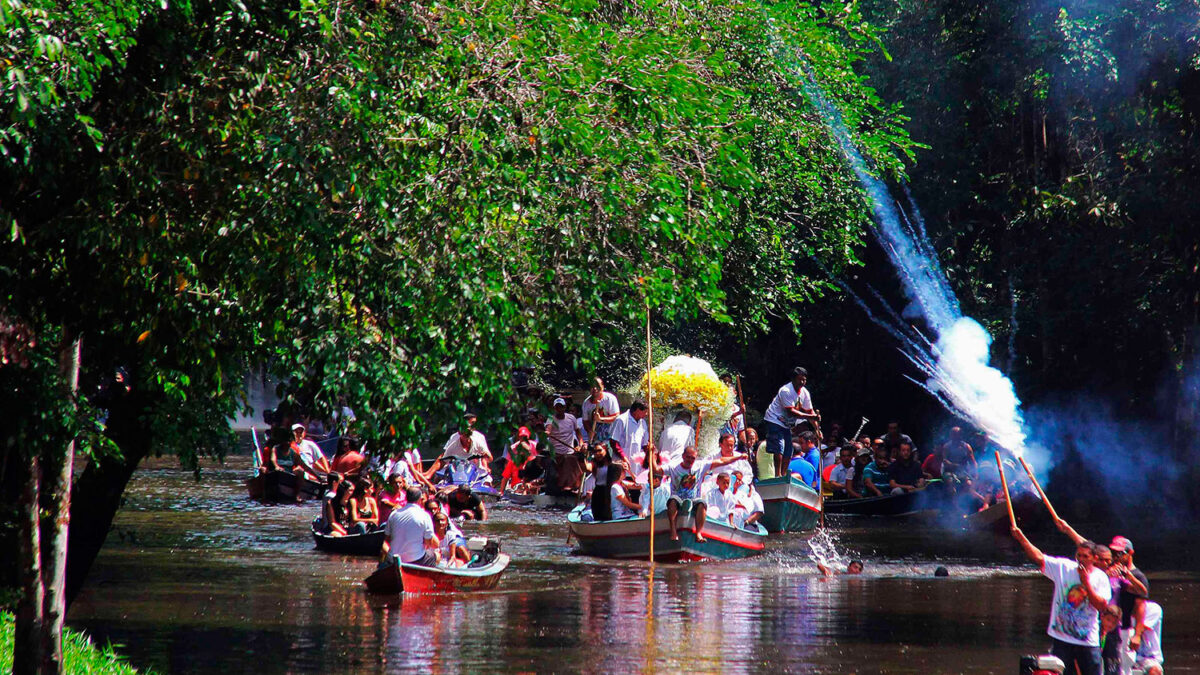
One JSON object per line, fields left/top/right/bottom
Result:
{"left": 640, "top": 470, "right": 670, "bottom": 517}
{"left": 432, "top": 511, "right": 470, "bottom": 567}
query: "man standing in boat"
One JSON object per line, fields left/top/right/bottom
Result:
{"left": 582, "top": 377, "right": 621, "bottom": 445}
{"left": 763, "top": 367, "right": 819, "bottom": 478}
{"left": 545, "top": 397, "right": 584, "bottom": 490}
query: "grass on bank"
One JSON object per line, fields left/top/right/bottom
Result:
{"left": 1, "top": 612, "right": 146, "bottom": 674}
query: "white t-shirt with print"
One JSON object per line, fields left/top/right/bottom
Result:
{"left": 763, "top": 383, "right": 812, "bottom": 428}
{"left": 1042, "top": 556, "right": 1111, "bottom": 647}
{"left": 666, "top": 458, "right": 713, "bottom": 500}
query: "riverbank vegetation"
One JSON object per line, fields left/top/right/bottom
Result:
{"left": 0, "top": 613, "right": 144, "bottom": 675}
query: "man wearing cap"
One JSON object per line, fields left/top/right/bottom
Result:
{"left": 290, "top": 423, "right": 331, "bottom": 483}
{"left": 1109, "top": 537, "right": 1150, "bottom": 675}
{"left": 499, "top": 426, "right": 538, "bottom": 494}
{"left": 545, "top": 397, "right": 583, "bottom": 490}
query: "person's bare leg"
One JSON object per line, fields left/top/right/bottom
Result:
{"left": 667, "top": 500, "right": 680, "bottom": 541}
{"left": 774, "top": 454, "right": 783, "bottom": 478}
{"left": 694, "top": 504, "right": 707, "bottom": 542}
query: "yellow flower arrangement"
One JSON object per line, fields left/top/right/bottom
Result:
{"left": 638, "top": 356, "right": 734, "bottom": 420}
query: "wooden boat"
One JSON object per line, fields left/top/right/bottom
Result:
{"left": 364, "top": 554, "right": 511, "bottom": 594}
{"left": 566, "top": 503, "right": 766, "bottom": 562}
{"left": 501, "top": 491, "right": 536, "bottom": 505}
{"left": 755, "top": 475, "right": 821, "bottom": 532}
{"left": 824, "top": 480, "right": 947, "bottom": 517}
{"left": 246, "top": 470, "right": 323, "bottom": 502}
{"left": 532, "top": 493, "right": 578, "bottom": 509}
{"left": 961, "top": 491, "right": 1043, "bottom": 532}
{"left": 311, "top": 519, "right": 385, "bottom": 556}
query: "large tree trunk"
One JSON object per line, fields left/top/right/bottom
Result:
{"left": 40, "top": 335, "right": 81, "bottom": 674}
{"left": 14, "top": 454, "right": 44, "bottom": 675}
{"left": 65, "top": 390, "right": 151, "bottom": 607}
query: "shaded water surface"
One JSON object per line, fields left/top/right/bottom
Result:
{"left": 69, "top": 457, "right": 1198, "bottom": 673}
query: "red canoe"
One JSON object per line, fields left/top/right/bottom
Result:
{"left": 364, "top": 554, "right": 511, "bottom": 595}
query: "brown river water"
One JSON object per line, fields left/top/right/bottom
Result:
{"left": 68, "top": 456, "right": 1198, "bottom": 674}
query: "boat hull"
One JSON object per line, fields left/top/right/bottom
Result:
{"left": 364, "top": 554, "right": 511, "bottom": 595}
{"left": 961, "top": 492, "right": 1044, "bottom": 532}
{"left": 246, "top": 470, "right": 323, "bottom": 503}
{"left": 311, "top": 521, "right": 385, "bottom": 556}
{"left": 825, "top": 481, "right": 947, "bottom": 517}
{"left": 567, "top": 504, "right": 766, "bottom": 562}
{"left": 756, "top": 476, "right": 821, "bottom": 533}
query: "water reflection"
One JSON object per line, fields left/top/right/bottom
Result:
{"left": 68, "top": 457, "right": 1199, "bottom": 674}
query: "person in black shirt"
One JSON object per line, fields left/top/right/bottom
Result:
{"left": 1108, "top": 536, "right": 1150, "bottom": 669}
{"left": 446, "top": 484, "right": 487, "bottom": 521}
{"left": 887, "top": 442, "right": 926, "bottom": 494}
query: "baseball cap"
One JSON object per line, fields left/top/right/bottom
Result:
{"left": 553, "top": 397, "right": 566, "bottom": 406}
{"left": 1108, "top": 536, "right": 1134, "bottom": 553}
{"left": 517, "top": 426, "right": 531, "bottom": 438}
{"left": 291, "top": 423, "right": 305, "bottom": 431}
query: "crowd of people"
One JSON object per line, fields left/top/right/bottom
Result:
{"left": 253, "top": 369, "right": 1167, "bottom": 673}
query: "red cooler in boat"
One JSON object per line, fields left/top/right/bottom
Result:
{"left": 1018, "top": 655, "right": 1065, "bottom": 675}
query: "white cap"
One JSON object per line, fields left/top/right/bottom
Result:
{"left": 553, "top": 397, "right": 566, "bottom": 407}
{"left": 291, "top": 423, "right": 305, "bottom": 431}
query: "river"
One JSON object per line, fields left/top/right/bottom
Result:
{"left": 67, "top": 457, "right": 1197, "bottom": 674}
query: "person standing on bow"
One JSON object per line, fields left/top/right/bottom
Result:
{"left": 762, "top": 367, "right": 819, "bottom": 478}
{"left": 581, "top": 377, "right": 621, "bottom": 445}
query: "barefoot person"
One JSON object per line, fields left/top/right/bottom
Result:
{"left": 763, "top": 367, "right": 819, "bottom": 478}
{"left": 665, "top": 446, "right": 748, "bottom": 542}
{"left": 1011, "top": 525, "right": 1112, "bottom": 675}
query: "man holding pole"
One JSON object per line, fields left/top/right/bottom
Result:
{"left": 763, "top": 367, "right": 819, "bottom": 478}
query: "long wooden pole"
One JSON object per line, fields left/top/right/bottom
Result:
{"left": 995, "top": 451, "right": 1016, "bottom": 527}
{"left": 1018, "top": 456, "right": 1059, "bottom": 521}
{"left": 646, "top": 297, "right": 655, "bottom": 564}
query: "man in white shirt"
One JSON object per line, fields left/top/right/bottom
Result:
{"left": 290, "top": 423, "right": 331, "bottom": 482}
{"left": 581, "top": 377, "right": 621, "bottom": 444}
{"left": 703, "top": 433, "right": 753, "bottom": 491}
{"left": 762, "top": 367, "right": 819, "bottom": 478}
{"left": 545, "top": 398, "right": 584, "bottom": 490}
{"left": 380, "top": 487, "right": 439, "bottom": 567}
{"left": 609, "top": 401, "right": 650, "bottom": 465}
{"left": 1134, "top": 601, "right": 1164, "bottom": 675}
{"left": 1011, "top": 526, "right": 1111, "bottom": 675}
{"left": 440, "top": 414, "right": 492, "bottom": 469}
{"left": 665, "top": 446, "right": 749, "bottom": 542}
{"left": 735, "top": 479, "right": 765, "bottom": 529}
{"left": 828, "top": 446, "right": 862, "bottom": 499}
{"left": 658, "top": 411, "right": 696, "bottom": 466}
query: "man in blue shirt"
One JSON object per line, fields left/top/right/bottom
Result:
{"left": 787, "top": 432, "right": 820, "bottom": 489}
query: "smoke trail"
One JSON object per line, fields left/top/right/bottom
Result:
{"left": 766, "top": 24, "right": 1028, "bottom": 453}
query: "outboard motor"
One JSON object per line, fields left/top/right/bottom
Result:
{"left": 466, "top": 536, "right": 501, "bottom": 565}
{"left": 1019, "top": 655, "right": 1065, "bottom": 675}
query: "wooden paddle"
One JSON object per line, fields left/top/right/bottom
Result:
{"left": 1018, "top": 456, "right": 1059, "bottom": 521}
{"left": 995, "top": 450, "right": 1016, "bottom": 528}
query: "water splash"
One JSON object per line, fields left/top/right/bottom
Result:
{"left": 767, "top": 24, "right": 1027, "bottom": 454}
{"left": 806, "top": 528, "right": 851, "bottom": 571}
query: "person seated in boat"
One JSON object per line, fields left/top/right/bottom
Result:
{"left": 640, "top": 469, "right": 671, "bottom": 517}
{"left": 817, "top": 560, "right": 864, "bottom": 577}
{"left": 320, "top": 480, "right": 355, "bottom": 537}
{"left": 349, "top": 477, "right": 380, "bottom": 533}
{"left": 254, "top": 433, "right": 278, "bottom": 474}
{"left": 584, "top": 443, "right": 615, "bottom": 521}
{"left": 704, "top": 434, "right": 754, "bottom": 491}
{"left": 828, "top": 445, "right": 862, "bottom": 499}
{"left": 702, "top": 472, "right": 739, "bottom": 526}
{"left": 381, "top": 486, "right": 440, "bottom": 568}
{"left": 787, "top": 447, "right": 818, "bottom": 490}
{"left": 499, "top": 426, "right": 538, "bottom": 494}
{"left": 921, "top": 442, "right": 946, "bottom": 480}
{"left": 331, "top": 437, "right": 367, "bottom": 476}
{"left": 582, "top": 377, "right": 621, "bottom": 445}
{"left": 1133, "top": 601, "right": 1164, "bottom": 675}
{"left": 882, "top": 421, "right": 917, "bottom": 457}
{"left": 608, "top": 464, "right": 640, "bottom": 520}
{"left": 446, "top": 484, "right": 488, "bottom": 521}
{"left": 939, "top": 426, "right": 977, "bottom": 478}
{"left": 665, "top": 446, "right": 749, "bottom": 542}
{"left": 658, "top": 410, "right": 696, "bottom": 467}
{"left": 851, "top": 447, "right": 872, "bottom": 496}
{"left": 440, "top": 414, "right": 493, "bottom": 469}
{"left": 378, "top": 473, "right": 407, "bottom": 521}
{"left": 737, "top": 428, "right": 762, "bottom": 480}
{"left": 323, "top": 471, "right": 344, "bottom": 502}
{"left": 861, "top": 447, "right": 891, "bottom": 497}
{"left": 290, "top": 423, "right": 331, "bottom": 482}
{"left": 887, "top": 442, "right": 926, "bottom": 494}
{"left": 736, "top": 478, "right": 765, "bottom": 529}
{"left": 432, "top": 510, "right": 471, "bottom": 567}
